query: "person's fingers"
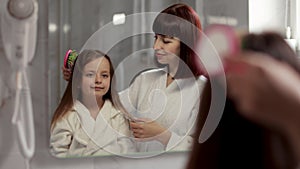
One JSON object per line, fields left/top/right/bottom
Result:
{"left": 224, "top": 52, "right": 300, "bottom": 135}
{"left": 132, "top": 132, "right": 154, "bottom": 141}
{"left": 63, "top": 71, "right": 70, "bottom": 77}
{"left": 132, "top": 128, "right": 142, "bottom": 134}
{"left": 129, "top": 122, "right": 143, "bottom": 129}
{"left": 132, "top": 132, "right": 141, "bottom": 138}
{"left": 62, "top": 66, "right": 71, "bottom": 73}
{"left": 62, "top": 72, "right": 70, "bottom": 79}
{"left": 225, "top": 61, "right": 249, "bottom": 100}
{"left": 61, "top": 66, "right": 71, "bottom": 81}
{"left": 62, "top": 66, "right": 67, "bottom": 72}
{"left": 224, "top": 51, "right": 276, "bottom": 73}
{"left": 225, "top": 55, "right": 263, "bottom": 115}
{"left": 132, "top": 129, "right": 145, "bottom": 138}
{"left": 223, "top": 55, "right": 249, "bottom": 75}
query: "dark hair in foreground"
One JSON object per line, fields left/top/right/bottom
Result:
{"left": 186, "top": 32, "right": 300, "bottom": 169}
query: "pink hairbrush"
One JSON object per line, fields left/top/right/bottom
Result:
{"left": 198, "top": 24, "right": 240, "bottom": 75}
{"left": 64, "top": 49, "right": 78, "bottom": 69}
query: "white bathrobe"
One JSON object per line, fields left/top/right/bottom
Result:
{"left": 119, "top": 68, "right": 207, "bottom": 152}
{"left": 50, "top": 100, "right": 136, "bottom": 158}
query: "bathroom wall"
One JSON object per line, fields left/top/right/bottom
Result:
{"left": 249, "top": 0, "right": 286, "bottom": 34}
{"left": 249, "top": 0, "right": 300, "bottom": 52}
{"left": 201, "top": 0, "right": 248, "bottom": 30}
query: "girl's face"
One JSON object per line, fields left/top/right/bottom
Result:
{"left": 153, "top": 34, "right": 181, "bottom": 65}
{"left": 81, "top": 57, "right": 111, "bottom": 101}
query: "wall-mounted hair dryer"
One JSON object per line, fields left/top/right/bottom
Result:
{"left": 1, "top": 0, "right": 38, "bottom": 70}
{"left": 1, "top": 0, "right": 38, "bottom": 167}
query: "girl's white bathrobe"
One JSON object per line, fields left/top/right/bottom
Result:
{"left": 119, "top": 68, "right": 207, "bottom": 152}
{"left": 50, "top": 100, "right": 136, "bottom": 158}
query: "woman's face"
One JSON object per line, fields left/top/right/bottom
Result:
{"left": 153, "top": 34, "right": 181, "bottom": 65}
{"left": 81, "top": 57, "right": 111, "bottom": 102}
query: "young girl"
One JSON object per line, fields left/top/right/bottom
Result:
{"left": 50, "top": 49, "right": 135, "bottom": 158}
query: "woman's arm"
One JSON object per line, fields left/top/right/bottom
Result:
{"left": 130, "top": 119, "right": 171, "bottom": 146}
{"left": 61, "top": 66, "right": 71, "bottom": 81}
{"left": 166, "top": 102, "right": 199, "bottom": 151}
{"left": 130, "top": 100, "right": 199, "bottom": 151}
{"left": 118, "top": 73, "right": 144, "bottom": 115}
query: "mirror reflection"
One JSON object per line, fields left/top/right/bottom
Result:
{"left": 49, "top": 0, "right": 250, "bottom": 158}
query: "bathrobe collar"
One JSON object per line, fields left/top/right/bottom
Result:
{"left": 74, "top": 100, "right": 120, "bottom": 148}
{"left": 159, "top": 66, "right": 201, "bottom": 92}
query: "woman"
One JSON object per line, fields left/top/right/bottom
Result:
{"left": 119, "top": 3, "right": 207, "bottom": 152}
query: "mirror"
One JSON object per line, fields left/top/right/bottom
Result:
{"left": 48, "top": 0, "right": 250, "bottom": 159}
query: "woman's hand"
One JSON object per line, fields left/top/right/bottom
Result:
{"left": 225, "top": 53, "right": 300, "bottom": 160}
{"left": 61, "top": 66, "right": 71, "bottom": 81}
{"left": 225, "top": 53, "right": 300, "bottom": 131}
{"left": 130, "top": 118, "right": 171, "bottom": 146}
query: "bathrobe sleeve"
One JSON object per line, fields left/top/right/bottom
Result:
{"left": 166, "top": 102, "right": 199, "bottom": 151}
{"left": 118, "top": 74, "right": 143, "bottom": 115}
{"left": 166, "top": 77, "right": 206, "bottom": 151}
{"left": 110, "top": 111, "right": 137, "bottom": 153}
{"left": 50, "top": 112, "right": 75, "bottom": 158}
